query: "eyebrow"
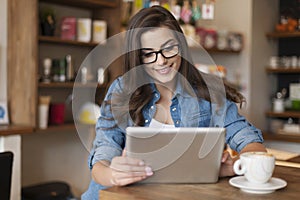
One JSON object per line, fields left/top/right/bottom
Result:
{"left": 141, "top": 39, "right": 175, "bottom": 51}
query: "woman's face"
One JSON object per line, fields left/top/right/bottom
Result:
{"left": 140, "top": 28, "right": 181, "bottom": 84}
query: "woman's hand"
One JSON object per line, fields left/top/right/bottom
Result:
{"left": 109, "top": 150, "right": 153, "bottom": 186}
{"left": 219, "top": 151, "right": 235, "bottom": 177}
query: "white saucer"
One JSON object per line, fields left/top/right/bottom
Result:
{"left": 229, "top": 176, "right": 287, "bottom": 194}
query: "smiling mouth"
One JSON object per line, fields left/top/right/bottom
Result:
{"left": 153, "top": 64, "right": 173, "bottom": 75}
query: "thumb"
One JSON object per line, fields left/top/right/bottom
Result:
{"left": 222, "top": 151, "right": 229, "bottom": 162}
{"left": 122, "top": 149, "right": 127, "bottom": 157}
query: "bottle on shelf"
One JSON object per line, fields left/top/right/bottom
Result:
{"left": 273, "top": 89, "right": 286, "bottom": 113}
{"left": 59, "top": 58, "right": 66, "bottom": 82}
{"left": 97, "top": 68, "right": 104, "bottom": 85}
{"left": 81, "top": 66, "right": 88, "bottom": 84}
{"left": 66, "top": 54, "right": 74, "bottom": 82}
{"left": 41, "top": 58, "right": 52, "bottom": 83}
{"left": 52, "top": 58, "right": 66, "bottom": 82}
{"left": 52, "top": 59, "right": 60, "bottom": 82}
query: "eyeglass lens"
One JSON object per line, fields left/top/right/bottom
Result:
{"left": 141, "top": 44, "right": 179, "bottom": 64}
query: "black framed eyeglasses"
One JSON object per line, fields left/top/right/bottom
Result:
{"left": 141, "top": 44, "right": 179, "bottom": 64}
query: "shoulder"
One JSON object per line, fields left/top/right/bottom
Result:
{"left": 103, "top": 76, "right": 126, "bottom": 102}
{"left": 106, "top": 77, "right": 125, "bottom": 94}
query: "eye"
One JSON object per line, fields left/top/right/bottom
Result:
{"left": 164, "top": 46, "right": 175, "bottom": 51}
{"left": 163, "top": 45, "right": 178, "bottom": 52}
{"left": 142, "top": 52, "right": 155, "bottom": 58}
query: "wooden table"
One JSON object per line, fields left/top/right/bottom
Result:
{"left": 100, "top": 166, "right": 300, "bottom": 200}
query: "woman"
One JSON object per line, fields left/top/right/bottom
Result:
{"left": 82, "top": 6, "right": 266, "bottom": 200}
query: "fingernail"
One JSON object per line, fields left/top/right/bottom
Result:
{"left": 146, "top": 171, "right": 153, "bottom": 176}
{"left": 139, "top": 161, "right": 145, "bottom": 166}
{"left": 145, "top": 166, "right": 153, "bottom": 175}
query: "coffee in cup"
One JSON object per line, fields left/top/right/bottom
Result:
{"left": 233, "top": 152, "right": 275, "bottom": 184}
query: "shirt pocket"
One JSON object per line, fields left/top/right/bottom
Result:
{"left": 188, "top": 111, "right": 211, "bottom": 127}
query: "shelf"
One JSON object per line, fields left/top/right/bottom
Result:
{"left": 38, "top": 82, "right": 106, "bottom": 88}
{"left": 266, "top": 67, "right": 300, "bottom": 73}
{"left": 0, "top": 123, "right": 95, "bottom": 134}
{"left": 263, "top": 131, "right": 300, "bottom": 143}
{"left": 190, "top": 47, "right": 241, "bottom": 54}
{"left": 266, "top": 111, "right": 300, "bottom": 118}
{"left": 40, "top": 0, "right": 118, "bottom": 8}
{"left": 35, "top": 123, "right": 76, "bottom": 132}
{"left": 39, "top": 36, "right": 100, "bottom": 47}
{"left": 206, "top": 48, "right": 241, "bottom": 54}
{"left": 0, "top": 125, "right": 34, "bottom": 136}
{"left": 266, "top": 31, "right": 300, "bottom": 38}
{"left": 38, "top": 39, "right": 243, "bottom": 53}
{"left": 35, "top": 123, "right": 96, "bottom": 132}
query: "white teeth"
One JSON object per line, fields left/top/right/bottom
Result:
{"left": 154, "top": 64, "right": 173, "bottom": 74}
{"left": 157, "top": 67, "right": 171, "bottom": 74}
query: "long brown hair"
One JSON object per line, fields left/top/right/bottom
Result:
{"left": 108, "top": 6, "right": 245, "bottom": 127}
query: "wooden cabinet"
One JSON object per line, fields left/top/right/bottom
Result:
{"left": 264, "top": 32, "right": 300, "bottom": 143}
{"left": 7, "top": 0, "right": 122, "bottom": 127}
{"left": 7, "top": 0, "right": 121, "bottom": 131}
{"left": 36, "top": 0, "right": 122, "bottom": 131}
{"left": 7, "top": 0, "right": 38, "bottom": 127}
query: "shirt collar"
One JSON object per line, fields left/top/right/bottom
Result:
{"left": 148, "top": 75, "right": 193, "bottom": 99}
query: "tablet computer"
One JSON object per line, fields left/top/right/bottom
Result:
{"left": 125, "top": 127, "right": 226, "bottom": 183}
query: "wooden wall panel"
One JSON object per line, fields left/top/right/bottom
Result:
{"left": 7, "top": 0, "right": 38, "bottom": 126}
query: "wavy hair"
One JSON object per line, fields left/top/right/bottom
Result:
{"left": 107, "top": 6, "right": 245, "bottom": 127}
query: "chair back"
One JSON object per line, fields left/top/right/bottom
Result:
{"left": 0, "top": 151, "right": 14, "bottom": 200}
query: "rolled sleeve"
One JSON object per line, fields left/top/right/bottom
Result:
{"left": 88, "top": 78, "right": 126, "bottom": 169}
{"left": 229, "top": 125, "right": 264, "bottom": 153}
{"left": 88, "top": 119, "right": 125, "bottom": 169}
{"left": 92, "top": 145, "right": 122, "bottom": 166}
{"left": 224, "top": 101, "right": 264, "bottom": 153}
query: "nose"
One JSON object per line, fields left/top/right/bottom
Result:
{"left": 156, "top": 53, "right": 167, "bottom": 65}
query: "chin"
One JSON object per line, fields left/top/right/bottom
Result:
{"left": 155, "top": 73, "right": 177, "bottom": 84}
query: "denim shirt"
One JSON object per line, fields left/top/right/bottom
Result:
{"left": 82, "top": 76, "right": 264, "bottom": 200}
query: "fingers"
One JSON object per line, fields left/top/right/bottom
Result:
{"left": 110, "top": 155, "right": 153, "bottom": 186}
{"left": 111, "top": 175, "right": 147, "bottom": 186}
{"left": 112, "top": 169, "right": 151, "bottom": 180}
{"left": 121, "top": 149, "right": 144, "bottom": 166}
{"left": 111, "top": 156, "right": 146, "bottom": 172}
{"left": 115, "top": 155, "right": 144, "bottom": 166}
{"left": 110, "top": 165, "right": 153, "bottom": 186}
{"left": 222, "top": 151, "right": 230, "bottom": 162}
{"left": 219, "top": 151, "right": 235, "bottom": 177}
{"left": 122, "top": 149, "right": 126, "bottom": 157}
{"left": 111, "top": 163, "right": 149, "bottom": 173}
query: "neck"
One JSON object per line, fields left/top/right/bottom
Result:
{"left": 155, "top": 80, "right": 176, "bottom": 100}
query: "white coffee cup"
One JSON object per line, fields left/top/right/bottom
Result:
{"left": 233, "top": 152, "right": 275, "bottom": 184}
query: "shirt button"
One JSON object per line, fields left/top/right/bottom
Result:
{"left": 155, "top": 94, "right": 159, "bottom": 97}
{"left": 150, "top": 106, "right": 154, "bottom": 109}
{"left": 145, "top": 119, "right": 149, "bottom": 123}
{"left": 172, "top": 107, "right": 176, "bottom": 112}
{"left": 176, "top": 120, "right": 180, "bottom": 124}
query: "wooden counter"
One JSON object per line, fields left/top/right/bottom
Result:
{"left": 100, "top": 166, "right": 300, "bottom": 200}
{"left": 0, "top": 125, "right": 33, "bottom": 136}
